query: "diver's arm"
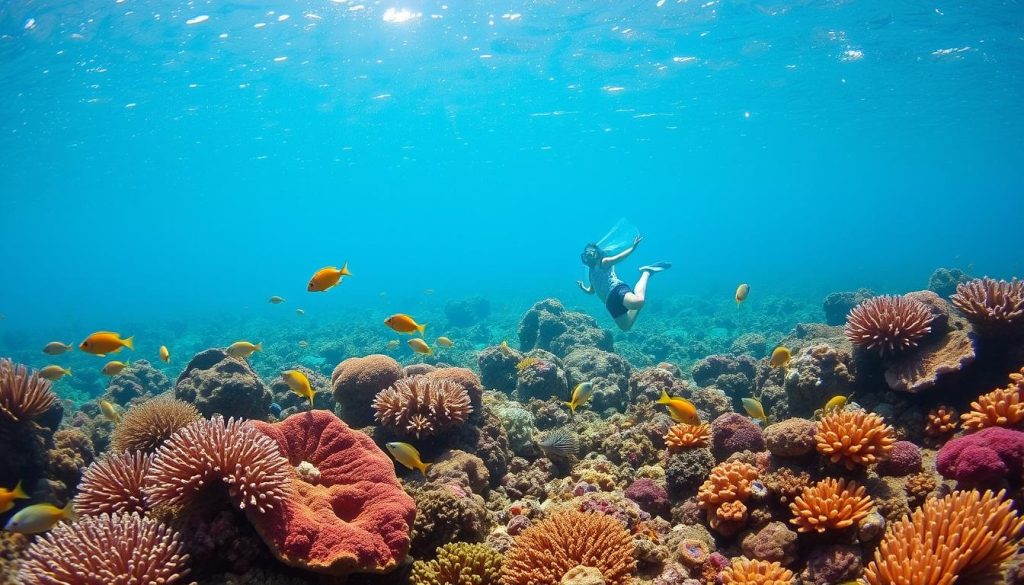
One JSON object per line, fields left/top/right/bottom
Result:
{"left": 577, "top": 280, "right": 594, "bottom": 294}
{"left": 601, "top": 235, "right": 642, "bottom": 266}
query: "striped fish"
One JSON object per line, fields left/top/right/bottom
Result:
{"left": 538, "top": 429, "right": 579, "bottom": 460}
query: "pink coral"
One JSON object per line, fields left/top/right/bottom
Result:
{"left": 74, "top": 451, "right": 152, "bottom": 516}
{"left": 936, "top": 427, "right": 1024, "bottom": 488}
{"left": 0, "top": 358, "right": 57, "bottom": 425}
{"left": 845, "top": 295, "right": 933, "bottom": 356}
{"left": 372, "top": 376, "right": 472, "bottom": 438}
{"left": 951, "top": 277, "right": 1024, "bottom": 333}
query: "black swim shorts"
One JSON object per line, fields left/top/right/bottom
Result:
{"left": 606, "top": 283, "right": 632, "bottom": 318}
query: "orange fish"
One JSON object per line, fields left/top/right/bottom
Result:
{"left": 0, "top": 482, "right": 29, "bottom": 514}
{"left": 307, "top": 263, "right": 351, "bottom": 292}
{"left": 385, "top": 314, "right": 426, "bottom": 336}
{"left": 79, "top": 332, "right": 134, "bottom": 356}
{"left": 735, "top": 283, "right": 750, "bottom": 306}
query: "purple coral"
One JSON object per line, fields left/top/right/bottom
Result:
{"left": 936, "top": 427, "right": 1024, "bottom": 487}
{"left": 711, "top": 412, "right": 765, "bottom": 459}
{"left": 875, "top": 440, "right": 922, "bottom": 476}
{"left": 624, "top": 478, "right": 669, "bottom": 518}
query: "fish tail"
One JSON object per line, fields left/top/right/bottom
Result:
{"left": 13, "top": 481, "right": 28, "bottom": 500}
{"left": 309, "top": 391, "right": 316, "bottom": 408}
{"left": 340, "top": 262, "right": 351, "bottom": 277}
{"left": 563, "top": 401, "right": 576, "bottom": 415}
{"left": 122, "top": 336, "right": 135, "bottom": 350}
{"left": 417, "top": 323, "right": 427, "bottom": 336}
{"left": 419, "top": 461, "right": 431, "bottom": 476}
{"left": 65, "top": 368, "right": 72, "bottom": 377}
{"left": 657, "top": 389, "right": 669, "bottom": 404}
{"left": 61, "top": 501, "right": 77, "bottom": 522}
{"left": 254, "top": 342, "right": 263, "bottom": 352}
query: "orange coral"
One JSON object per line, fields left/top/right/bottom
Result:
{"left": 864, "top": 489, "right": 1024, "bottom": 585}
{"left": 110, "top": 396, "right": 201, "bottom": 454}
{"left": 951, "top": 277, "right": 1024, "bottom": 332}
{"left": 961, "top": 368, "right": 1024, "bottom": 432}
{"left": 372, "top": 376, "right": 472, "bottom": 438}
{"left": 664, "top": 423, "right": 711, "bottom": 450}
{"left": 925, "top": 405, "right": 959, "bottom": 440}
{"left": 0, "top": 358, "right": 57, "bottom": 425}
{"left": 501, "top": 511, "right": 635, "bottom": 585}
{"left": 697, "top": 461, "right": 759, "bottom": 534}
{"left": 815, "top": 410, "right": 895, "bottom": 470}
{"left": 789, "top": 478, "right": 874, "bottom": 533}
{"left": 720, "top": 558, "right": 794, "bottom": 585}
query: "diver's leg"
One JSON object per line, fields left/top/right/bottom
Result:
{"left": 615, "top": 311, "right": 639, "bottom": 331}
{"left": 623, "top": 272, "right": 650, "bottom": 310}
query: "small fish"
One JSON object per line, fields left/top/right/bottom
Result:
{"left": 742, "top": 397, "right": 767, "bottom": 422}
{"left": 824, "top": 395, "right": 848, "bottom": 412}
{"left": 386, "top": 442, "right": 431, "bottom": 475}
{"left": 408, "top": 338, "right": 432, "bottom": 355}
{"left": 499, "top": 340, "right": 513, "bottom": 356}
{"left": 269, "top": 295, "right": 286, "bottom": 304}
{"left": 386, "top": 340, "right": 400, "bottom": 350}
{"left": 563, "top": 381, "right": 595, "bottom": 415}
{"left": 42, "top": 342, "right": 73, "bottom": 355}
{"left": 298, "top": 340, "right": 309, "bottom": 349}
{"left": 735, "top": 283, "right": 750, "bottom": 306}
{"left": 4, "top": 501, "right": 76, "bottom": 535}
{"left": 159, "top": 345, "right": 170, "bottom": 363}
{"left": 281, "top": 370, "right": 315, "bottom": 406}
{"left": 657, "top": 389, "right": 701, "bottom": 425}
{"left": 538, "top": 429, "right": 580, "bottom": 460}
{"left": 38, "top": 365, "right": 71, "bottom": 381}
{"left": 307, "top": 263, "right": 351, "bottom": 292}
{"left": 227, "top": 341, "right": 262, "bottom": 359}
{"left": 384, "top": 314, "right": 426, "bottom": 336}
{"left": 769, "top": 346, "right": 791, "bottom": 368}
{"left": 436, "top": 336, "right": 454, "bottom": 348}
{"left": 295, "top": 308, "right": 305, "bottom": 316}
{"left": 79, "top": 331, "right": 134, "bottom": 356}
{"left": 0, "top": 482, "right": 29, "bottom": 514}
{"left": 102, "top": 361, "right": 129, "bottom": 376}
{"left": 99, "top": 399, "right": 120, "bottom": 422}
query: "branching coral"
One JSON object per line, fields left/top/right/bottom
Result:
{"left": 501, "top": 511, "right": 635, "bottom": 585}
{"left": 925, "top": 405, "right": 959, "bottom": 441}
{"left": 664, "top": 422, "right": 711, "bottom": 451}
{"left": 110, "top": 395, "right": 201, "bottom": 453}
{"left": 697, "top": 461, "right": 760, "bottom": 535}
{"left": 961, "top": 368, "right": 1024, "bottom": 432}
{"left": 844, "top": 295, "right": 934, "bottom": 356}
{"left": 0, "top": 358, "right": 57, "bottom": 425}
{"left": 863, "top": 489, "right": 1024, "bottom": 585}
{"left": 720, "top": 558, "right": 794, "bottom": 585}
{"left": 816, "top": 410, "right": 895, "bottom": 470}
{"left": 372, "top": 376, "right": 472, "bottom": 438}
{"left": 412, "top": 542, "right": 503, "bottom": 585}
{"left": 19, "top": 513, "right": 191, "bottom": 585}
{"left": 789, "top": 478, "right": 874, "bottom": 533}
{"left": 951, "top": 277, "right": 1024, "bottom": 332}
{"left": 74, "top": 451, "right": 152, "bottom": 516}
{"left": 146, "top": 416, "right": 291, "bottom": 514}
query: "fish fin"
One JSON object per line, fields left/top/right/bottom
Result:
{"left": 62, "top": 501, "right": 77, "bottom": 522}
{"left": 657, "top": 389, "right": 669, "bottom": 404}
{"left": 65, "top": 368, "right": 72, "bottom": 377}
{"left": 309, "top": 391, "right": 316, "bottom": 408}
{"left": 122, "top": 336, "right": 135, "bottom": 350}
{"left": 13, "top": 482, "right": 28, "bottom": 500}
{"left": 417, "top": 323, "right": 427, "bottom": 336}
{"left": 563, "top": 401, "right": 576, "bottom": 415}
{"left": 340, "top": 262, "right": 351, "bottom": 277}
{"left": 255, "top": 342, "right": 263, "bottom": 352}
{"left": 97, "top": 353, "right": 106, "bottom": 358}
{"left": 419, "top": 461, "right": 432, "bottom": 476}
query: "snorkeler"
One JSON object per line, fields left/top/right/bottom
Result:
{"left": 578, "top": 228, "right": 670, "bottom": 331}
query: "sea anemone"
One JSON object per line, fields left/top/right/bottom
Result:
{"left": 844, "top": 295, "right": 934, "bottom": 356}
{"left": 950, "top": 277, "right": 1024, "bottom": 333}
{"left": 501, "top": 510, "right": 635, "bottom": 585}
{"left": 720, "top": 558, "right": 795, "bottom": 585}
{"left": 697, "top": 461, "right": 759, "bottom": 535}
{"left": 19, "top": 512, "right": 191, "bottom": 585}
{"left": 146, "top": 416, "right": 291, "bottom": 514}
{"left": 0, "top": 358, "right": 57, "bottom": 425}
{"left": 816, "top": 410, "right": 895, "bottom": 470}
{"left": 74, "top": 451, "right": 152, "bottom": 516}
{"left": 863, "top": 489, "right": 1024, "bottom": 585}
{"left": 110, "top": 395, "right": 202, "bottom": 454}
{"left": 789, "top": 478, "right": 874, "bottom": 533}
{"left": 925, "top": 405, "right": 959, "bottom": 441}
{"left": 372, "top": 376, "right": 472, "bottom": 438}
{"left": 412, "top": 542, "right": 503, "bottom": 585}
{"left": 665, "top": 422, "right": 711, "bottom": 450}
{"left": 961, "top": 367, "right": 1024, "bottom": 432}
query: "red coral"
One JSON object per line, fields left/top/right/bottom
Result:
{"left": 247, "top": 410, "right": 416, "bottom": 576}
{"left": 74, "top": 451, "right": 152, "bottom": 516}
{"left": 372, "top": 376, "right": 472, "bottom": 438}
{"left": 844, "top": 295, "right": 933, "bottom": 356}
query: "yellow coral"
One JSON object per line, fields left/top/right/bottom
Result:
{"left": 789, "top": 478, "right": 873, "bottom": 533}
{"left": 815, "top": 410, "right": 895, "bottom": 470}
{"left": 697, "top": 461, "right": 759, "bottom": 534}
{"left": 961, "top": 368, "right": 1024, "bottom": 432}
{"left": 412, "top": 542, "right": 502, "bottom": 585}
{"left": 720, "top": 558, "right": 794, "bottom": 585}
{"left": 515, "top": 357, "right": 541, "bottom": 372}
{"left": 664, "top": 423, "right": 711, "bottom": 451}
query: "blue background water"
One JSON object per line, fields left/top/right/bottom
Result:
{"left": 1, "top": 0, "right": 1021, "bottom": 339}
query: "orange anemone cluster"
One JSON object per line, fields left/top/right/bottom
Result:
{"left": 664, "top": 422, "right": 711, "bottom": 450}
{"left": 925, "top": 405, "right": 959, "bottom": 441}
{"left": 697, "top": 461, "right": 760, "bottom": 535}
{"left": 951, "top": 277, "right": 1024, "bottom": 332}
{"left": 789, "top": 478, "right": 874, "bottom": 533}
{"left": 961, "top": 367, "right": 1024, "bottom": 432}
{"left": 0, "top": 358, "right": 57, "bottom": 425}
{"left": 844, "top": 295, "right": 934, "bottom": 356}
{"left": 815, "top": 410, "right": 895, "bottom": 470}
{"left": 864, "top": 489, "right": 1024, "bottom": 585}
{"left": 720, "top": 558, "right": 794, "bottom": 585}
{"left": 372, "top": 376, "right": 472, "bottom": 439}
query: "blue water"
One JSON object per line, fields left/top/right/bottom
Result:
{"left": 1, "top": 1, "right": 1022, "bottom": 341}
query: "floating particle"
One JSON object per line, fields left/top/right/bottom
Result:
{"left": 254, "top": 22, "right": 266, "bottom": 28}
{"left": 185, "top": 15, "right": 208, "bottom": 25}
{"left": 657, "top": 0, "right": 666, "bottom": 6}
{"left": 274, "top": 56, "right": 287, "bottom": 62}
{"left": 125, "top": 103, "right": 137, "bottom": 108}
{"left": 382, "top": 7, "right": 421, "bottom": 23}
{"left": 603, "top": 85, "right": 625, "bottom": 93}
{"left": 278, "top": 14, "right": 290, "bottom": 21}
{"left": 219, "top": 33, "right": 228, "bottom": 38}
{"left": 24, "top": 18, "right": 37, "bottom": 30}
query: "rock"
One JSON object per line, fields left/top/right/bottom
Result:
{"left": 822, "top": 289, "right": 875, "bottom": 326}
{"left": 331, "top": 354, "right": 402, "bottom": 427}
{"left": 518, "top": 298, "right": 613, "bottom": 358}
{"left": 764, "top": 418, "right": 817, "bottom": 457}
{"left": 445, "top": 297, "right": 491, "bottom": 327}
{"left": 174, "top": 349, "right": 272, "bottom": 420}
{"left": 563, "top": 348, "right": 631, "bottom": 412}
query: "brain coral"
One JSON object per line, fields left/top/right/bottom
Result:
{"left": 19, "top": 513, "right": 190, "bottom": 585}
{"left": 936, "top": 426, "right": 1024, "bottom": 488}
{"left": 74, "top": 451, "right": 152, "bottom": 516}
{"left": 0, "top": 358, "right": 57, "bottom": 425}
{"left": 247, "top": 410, "right": 416, "bottom": 576}
{"left": 815, "top": 410, "right": 895, "bottom": 470}
{"left": 501, "top": 510, "right": 635, "bottom": 585}
{"left": 961, "top": 367, "right": 1024, "bottom": 432}
{"left": 844, "top": 295, "right": 933, "bottom": 356}
{"left": 863, "top": 489, "right": 1024, "bottom": 585}
{"left": 372, "top": 376, "right": 472, "bottom": 438}
{"left": 664, "top": 422, "right": 711, "bottom": 451}
{"left": 789, "top": 478, "right": 874, "bottom": 533}
{"left": 411, "top": 542, "right": 503, "bottom": 585}
{"left": 331, "top": 354, "right": 402, "bottom": 427}
{"left": 697, "top": 461, "right": 760, "bottom": 535}
{"left": 950, "top": 277, "right": 1024, "bottom": 333}
{"left": 720, "top": 558, "right": 794, "bottom": 585}
{"left": 110, "top": 395, "right": 201, "bottom": 453}
{"left": 173, "top": 348, "right": 272, "bottom": 420}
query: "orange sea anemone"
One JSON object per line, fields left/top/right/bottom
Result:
{"left": 815, "top": 410, "right": 895, "bottom": 470}
{"left": 697, "top": 461, "right": 759, "bottom": 535}
{"left": 789, "top": 478, "right": 874, "bottom": 533}
{"left": 925, "top": 405, "right": 959, "bottom": 441}
{"left": 372, "top": 376, "right": 472, "bottom": 438}
{"left": 74, "top": 451, "right": 152, "bottom": 517}
{"left": 863, "top": 489, "right": 1024, "bottom": 585}
{"left": 961, "top": 367, "right": 1024, "bottom": 432}
{"left": 110, "top": 395, "right": 201, "bottom": 454}
{"left": 664, "top": 422, "right": 711, "bottom": 450}
{"left": 951, "top": 277, "right": 1024, "bottom": 333}
{"left": 0, "top": 358, "right": 57, "bottom": 425}
{"left": 720, "top": 558, "right": 794, "bottom": 585}
{"left": 844, "top": 295, "right": 934, "bottom": 356}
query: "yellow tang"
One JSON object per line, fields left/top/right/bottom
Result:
{"left": 386, "top": 442, "right": 431, "bottom": 475}
{"left": 227, "top": 341, "right": 262, "bottom": 359}
{"left": 79, "top": 331, "right": 134, "bottom": 356}
{"left": 4, "top": 501, "right": 75, "bottom": 535}
{"left": 0, "top": 482, "right": 29, "bottom": 514}
{"left": 563, "top": 381, "right": 595, "bottom": 415}
{"left": 824, "top": 395, "right": 848, "bottom": 412}
{"left": 385, "top": 314, "right": 426, "bottom": 336}
{"left": 269, "top": 295, "right": 286, "bottom": 304}
{"left": 42, "top": 342, "right": 72, "bottom": 355}
{"left": 408, "top": 338, "right": 432, "bottom": 355}
{"left": 742, "top": 397, "right": 767, "bottom": 422}
{"left": 436, "top": 336, "right": 454, "bottom": 348}
{"left": 281, "top": 370, "right": 316, "bottom": 407}
{"left": 307, "top": 263, "right": 351, "bottom": 292}
{"left": 159, "top": 345, "right": 170, "bottom": 363}
{"left": 38, "top": 365, "right": 71, "bottom": 381}
{"left": 102, "top": 361, "right": 129, "bottom": 376}
{"left": 499, "top": 340, "right": 513, "bottom": 356}
{"left": 657, "top": 389, "right": 701, "bottom": 425}
{"left": 769, "top": 346, "right": 791, "bottom": 368}
{"left": 735, "top": 283, "right": 750, "bottom": 306}
{"left": 99, "top": 399, "right": 120, "bottom": 422}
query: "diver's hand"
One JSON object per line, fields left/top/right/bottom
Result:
{"left": 576, "top": 280, "right": 585, "bottom": 290}
{"left": 633, "top": 235, "right": 643, "bottom": 248}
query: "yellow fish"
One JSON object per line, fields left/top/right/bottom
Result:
{"left": 735, "top": 283, "right": 750, "bottom": 306}
{"left": 295, "top": 308, "right": 305, "bottom": 316}
{"left": 499, "top": 340, "right": 513, "bottom": 356}
{"left": 742, "top": 397, "right": 767, "bottom": 422}
{"left": 563, "top": 381, "right": 595, "bottom": 415}
{"left": 38, "top": 365, "right": 71, "bottom": 381}
{"left": 436, "top": 336, "right": 454, "bottom": 348}
{"left": 4, "top": 501, "right": 75, "bottom": 534}
{"left": 227, "top": 341, "right": 262, "bottom": 359}
{"left": 307, "top": 263, "right": 351, "bottom": 292}
{"left": 657, "top": 389, "right": 701, "bottom": 425}
{"left": 281, "top": 370, "right": 316, "bottom": 407}
{"left": 386, "top": 442, "right": 431, "bottom": 475}
{"left": 159, "top": 345, "right": 170, "bottom": 363}
{"left": 0, "top": 482, "right": 29, "bottom": 514}
{"left": 42, "top": 342, "right": 72, "bottom": 355}
{"left": 99, "top": 399, "right": 120, "bottom": 422}
{"left": 269, "top": 295, "right": 286, "bottom": 304}
{"left": 408, "top": 338, "right": 432, "bottom": 355}
{"left": 386, "top": 340, "right": 400, "bottom": 350}
{"left": 102, "top": 361, "right": 129, "bottom": 376}
{"left": 384, "top": 314, "right": 426, "bottom": 336}
{"left": 824, "top": 395, "right": 848, "bottom": 412}
{"left": 769, "top": 346, "right": 791, "bottom": 368}
{"left": 79, "top": 331, "right": 134, "bottom": 356}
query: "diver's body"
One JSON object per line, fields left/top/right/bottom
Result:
{"left": 578, "top": 235, "right": 669, "bottom": 331}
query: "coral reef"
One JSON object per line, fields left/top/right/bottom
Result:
{"left": 174, "top": 349, "right": 272, "bottom": 420}
{"left": 106, "top": 359, "right": 171, "bottom": 404}
{"left": 883, "top": 291, "right": 976, "bottom": 393}
{"left": 411, "top": 486, "right": 491, "bottom": 558}
{"left": 697, "top": 461, "right": 760, "bottom": 535}
{"left": 665, "top": 448, "right": 715, "bottom": 496}
{"left": 875, "top": 440, "right": 922, "bottom": 476}
{"left": 331, "top": 354, "right": 403, "bottom": 427}
{"left": 844, "top": 294, "right": 934, "bottom": 356}
{"left": 563, "top": 348, "right": 631, "bottom": 412}
{"left": 445, "top": 297, "right": 492, "bottom": 327}
{"left": 373, "top": 375, "right": 472, "bottom": 438}
{"left": 110, "top": 395, "right": 202, "bottom": 453}
{"left": 74, "top": 450, "right": 152, "bottom": 516}
{"left": 692, "top": 354, "right": 757, "bottom": 391}
{"left": 789, "top": 478, "right": 873, "bottom": 533}
{"left": 720, "top": 558, "right": 794, "bottom": 585}
{"left": 664, "top": 423, "right": 710, "bottom": 451}
{"left": 936, "top": 426, "right": 1024, "bottom": 488}
{"left": 513, "top": 350, "right": 569, "bottom": 404}
{"left": 710, "top": 413, "right": 765, "bottom": 460}
{"left": 411, "top": 542, "right": 502, "bottom": 585}
{"left": 951, "top": 277, "right": 1024, "bottom": 335}
{"left": 928, "top": 267, "right": 972, "bottom": 298}
{"left": 764, "top": 418, "right": 816, "bottom": 457}
{"left": 0, "top": 358, "right": 57, "bottom": 424}
{"left": 740, "top": 521, "right": 798, "bottom": 565}
{"left": 823, "top": 288, "right": 875, "bottom": 326}
{"left": 815, "top": 410, "right": 895, "bottom": 470}
{"left": 961, "top": 367, "right": 1024, "bottom": 432}
{"left": 517, "top": 299, "right": 613, "bottom": 357}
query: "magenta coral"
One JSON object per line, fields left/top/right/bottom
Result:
{"left": 711, "top": 412, "right": 765, "bottom": 460}
{"left": 875, "top": 440, "right": 922, "bottom": 477}
{"left": 624, "top": 478, "right": 669, "bottom": 518}
{"left": 936, "top": 426, "right": 1024, "bottom": 488}
{"left": 844, "top": 295, "right": 934, "bottom": 356}
{"left": 74, "top": 451, "right": 152, "bottom": 516}
{"left": 372, "top": 376, "right": 472, "bottom": 438}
